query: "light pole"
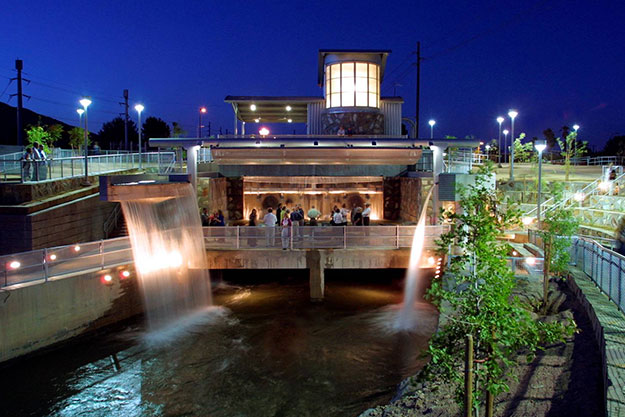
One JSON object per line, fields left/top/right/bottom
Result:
{"left": 503, "top": 129, "right": 509, "bottom": 163}
{"left": 135, "top": 104, "right": 144, "bottom": 169}
{"left": 508, "top": 110, "right": 518, "bottom": 181}
{"left": 76, "top": 109, "right": 84, "bottom": 156}
{"left": 535, "top": 139, "right": 547, "bottom": 222}
{"left": 79, "top": 98, "right": 91, "bottom": 184}
{"left": 497, "top": 116, "right": 504, "bottom": 165}
{"left": 485, "top": 144, "right": 491, "bottom": 162}
{"left": 199, "top": 107, "right": 207, "bottom": 137}
{"left": 573, "top": 124, "right": 580, "bottom": 165}
{"left": 428, "top": 119, "right": 436, "bottom": 139}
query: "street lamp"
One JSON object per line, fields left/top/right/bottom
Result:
{"left": 76, "top": 109, "right": 84, "bottom": 156}
{"left": 535, "top": 139, "right": 547, "bottom": 222}
{"left": 79, "top": 97, "right": 92, "bottom": 184}
{"left": 503, "top": 129, "right": 509, "bottom": 163}
{"left": 428, "top": 119, "right": 436, "bottom": 139}
{"left": 199, "top": 107, "right": 207, "bottom": 137}
{"left": 508, "top": 110, "right": 518, "bottom": 181}
{"left": 573, "top": 124, "right": 580, "bottom": 165}
{"left": 497, "top": 116, "right": 504, "bottom": 165}
{"left": 485, "top": 144, "right": 491, "bottom": 162}
{"left": 135, "top": 104, "right": 144, "bottom": 169}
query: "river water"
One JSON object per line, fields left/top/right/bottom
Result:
{"left": 1, "top": 272, "right": 437, "bottom": 417}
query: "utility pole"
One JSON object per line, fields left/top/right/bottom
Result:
{"left": 10, "top": 59, "right": 30, "bottom": 147}
{"left": 121, "top": 89, "right": 129, "bottom": 151}
{"left": 207, "top": 121, "right": 211, "bottom": 137}
{"left": 415, "top": 41, "right": 421, "bottom": 140}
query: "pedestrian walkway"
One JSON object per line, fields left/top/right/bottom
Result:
{"left": 570, "top": 267, "right": 625, "bottom": 416}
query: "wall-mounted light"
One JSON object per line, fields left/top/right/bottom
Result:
{"left": 285, "top": 105, "right": 292, "bottom": 111}
{"left": 250, "top": 104, "right": 257, "bottom": 111}
{"left": 287, "top": 119, "right": 292, "bottom": 123}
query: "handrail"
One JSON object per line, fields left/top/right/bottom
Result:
{"left": 103, "top": 203, "right": 122, "bottom": 239}
{"left": 0, "top": 225, "right": 448, "bottom": 288}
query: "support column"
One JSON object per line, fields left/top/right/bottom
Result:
{"left": 431, "top": 145, "right": 445, "bottom": 224}
{"left": 185, "top": 145, "right": 199, "bottom": 192}
{"left": 306, "top": 250, "right": 324, "bottom": 301}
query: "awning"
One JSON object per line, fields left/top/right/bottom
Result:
{"left": 224, "top": 96, "right": 323, "bottom": 123}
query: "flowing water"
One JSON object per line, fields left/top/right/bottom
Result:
{"left": 395, "top": 186, "right": 436, "bottom": 331}
{"left": 0, "top": 275, "right": 437, "bottom": 417}
{"left": 120, "top": 184, "right": 212, "bottom": 330}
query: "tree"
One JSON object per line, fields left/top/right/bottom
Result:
{"left": 512, "top": 133, "right": 532, "bottom": 162}
{"left": 142, "top": 116, "right": 171, "bottom": 149}
{"left": 68, "top": 127, "right": 89, "bottom": 152}
{"left": 172, "top": 122, "right": 186, "bottom": 138}
{"left": 24, "top": 118, "right": 63, "bottom": 153}
{"left": 98, "top": 117, "right": 138, "bottom": 150}
{"left": 556, "top": 130, "right": 587, "bottom": 181}
{"left": 426, "top": 164, "right": 574, "bottom": 413}
{"left": 602, "top": 135, "right": 625, "bottom": 156}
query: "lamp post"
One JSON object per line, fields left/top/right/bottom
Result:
{"left": 135, "top": 104, "right": 144, "bottom": 169}
{"left": 79, "top": 98, "right": 92, "bottom": 184}
{"left": 503, "top": 129, "right": 509, "bottom": 163}
{"left": 573, "top": 124, "right": 580, "bottom": 165}
{"left": 76, "top": 109, "right": 84, "bottom": 156}
{"left": 535, "top": 139, "right": 547, "bottom": 222}
{"left": 428, "top": 119, "right": 436, "bottom": 139}
{"left": 508, "top": 110, "right": 518, "bottom": 181}
{"left": 485, "top": 144, "right": 491, "bottom": 162}
{"left": 497, "top": 116, "right": 504, "bottom": 165}
{"left": 199, "top": 107, "right": 207, "bottom": 137}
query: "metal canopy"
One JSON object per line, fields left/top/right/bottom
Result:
{"left": 224, "top": 96, "right": 323, "bottom": 123}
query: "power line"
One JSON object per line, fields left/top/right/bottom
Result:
{"left": 0, "top": 79, "right": 12, "bottom": 100}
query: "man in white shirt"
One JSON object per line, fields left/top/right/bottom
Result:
{"left": 340, "top": 204, "right": 349, "bottom": 226}
{"left": 362, "top": 203, "right": 371, "bottom": 226}
{"left": 263, "top": 208, "right": 277, "bottom": 247}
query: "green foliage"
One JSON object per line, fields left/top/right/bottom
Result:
{"left": 425, "top": 164, "right": 574, "bottom": 409}
{"left": 512, "top": 133, "right": 532, "bottom": 162}
{"left": 556, "top": 131, "right": 587, "bottom": 181}
{"left": 68, "top": 127, "right": 89, "bottom": 151}
{"left": 539, "top": 184, "right": 579, "bottom": 276}
{"left": 25, "top": 118, "right": 63, "bottom": 153}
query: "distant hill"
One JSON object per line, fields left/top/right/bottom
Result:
{"left": 0, "top": 102, "right": 84, "bottom": 148}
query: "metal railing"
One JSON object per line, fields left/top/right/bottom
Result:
{"left": 1, "top": 152, "right": 175, "bottom": 183}
{"left": 0, "top": 225, "right": 447, "bottom": 288}
{"left": 571, "top": 237, "right": 625, "bottom": 313}
{"left": 570, "top": 156, "right": 625, "bottom": 166}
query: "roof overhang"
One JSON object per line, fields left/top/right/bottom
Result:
{"left": 224, "top": 96, "right": 323, "bottom": 123}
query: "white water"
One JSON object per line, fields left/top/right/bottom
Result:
{"left": 121, "top": 183, "right": 212, "bottom": 330}
{"left": 394, "top": 186, "right": 435, "bottom": 330}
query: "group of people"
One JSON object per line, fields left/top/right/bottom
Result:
{"left": 22, "top": 144, "right": 48, "bottom": 181}
{"left": 330, "top": 203, "right": 371, "bottom": 226}
{"left": 201, "top": 208, "right": 225, "bottom": 226}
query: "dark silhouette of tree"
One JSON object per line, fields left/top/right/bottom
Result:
{"left": 603, "top": 135, "right": 625, "bottom": 156}
{"left": 543, "top": 128, "right": 557, "bottom": 149}
{"left": 142, "top": 117, "right": 171, "bottom": 150}
{"left": 98, "top": 117, "right": 138, "bottom": 150}
{"left": 172, "top": 122, "right": 186, "bottom": 138}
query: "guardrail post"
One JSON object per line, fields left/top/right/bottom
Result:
{"left": 291, "top": 225, "right": 294, "bottom": 250}
{"left": 236, "top": 226, "right": 240, "bottom": 249}
{"left": 43, "top": 248, "right": 49, "bottom": 282}
{"left": 343, "top": 226, "right": 347, "bottom": 249}
{"left": 396, "top": 225, "right": 399, "bottom": 249}
{"left": 99, "top": 240, "right": 104, "bottom": 269}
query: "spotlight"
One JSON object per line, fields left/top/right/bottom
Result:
{"left": 525, "top": 257, "right": 536, "bottom": 266}
{"left": 120, "top": 270, "right": 131, "bottom": 279}
{"left": 522, "top": 217, "right": 534, "bottom": 226}
{"left": 49, "top": 254, "right": 57, "bottom": 261}
{"left": 9, "top": 261, "right": 20, "bottom": 269}
{"left": 74, "top": 245, "right": 81, "bottom": 252}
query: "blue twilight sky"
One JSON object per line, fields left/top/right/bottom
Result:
{"left": 1, "top": 0, "right": 624, "bottom": 149}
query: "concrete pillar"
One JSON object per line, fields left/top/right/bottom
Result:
{"left": 185, "top": 145, "right": 199, "bottom": 192}
{"left": 431, "top": 145, "right": 445, "bottom": 224}
{"left": 306, "top": 250, "right": 324, "bottom": 301}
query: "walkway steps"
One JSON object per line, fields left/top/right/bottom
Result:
{"left": 509, "top": 242, "right": 533, "bottom": 258}
{"left": 569, "top": 268, "right": 625, "bottom": 416}
{"left": 523, "top": 242, "right": 544, "bottom": 258}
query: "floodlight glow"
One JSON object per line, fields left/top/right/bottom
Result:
{"left": 485, "top": 145, "right": 491, "bottom": 150}
{"left": 285, "top": 105, "right": 292, "bottom": 111}
{"left": 134, "top": 104, "right": 144, "bottom": 113}
{"left": 522, "top": 216, "right": 534, "bottom": 226}
{"left": 525, "top": 257, "right": 536, "bottom": 266}
{"left": 428, "top": 119, "right": 436, "bottom": 127}
{"left": 599, "top": 181, "right": 610, "bottom": 191}
{"left": 9, "top": 261, "right": 20, "bottom": 269}
{"left": 76, "top": 109, "right": 84, "bottom": 116}
{"left": 508, "top": 110, "right": 518, "bottom": 119}
{"left": 254, "top": 118, "right": 260, "bottom": 123}
{"left": 250, "top": 104, "right": 257, "bottom": 111}
{"left": 200, "top": 107, "right": 207, "bottom": 113}
{"left": 503, "top": 129, "right": 509, "bottom": 135}
{"left": 574, "top": 192, "right": 585, "bottom": 202}
{"left": 573, "top": 124, "right": 580, "bottom": 131}
{"left": 79, "top": 98, "right": 92, "bottom": 109}
{"left": 49, "top": 254, "right": 57, "bottom": 261}
{"left": 259, "top": 127, "right": 270, "bottom": 136}
{"left": 121, "top": 270, "right": 131, "bottom": 278}
{"left": 497, "top": 116, "right": 504, "bottom": 124}
{"left": 287, "top": 119, "right": 292, "bottom": 123}
{"left": 103, "top": 274, "right": 112, "bottom": 282}
{"left": 534, "top": 139, "right": 547, "bottom": 153}
{"left": 74, "top": 245, "right": 81, "bottom": 252}
{"left": 427, "top": 256, "right": 436, "bottom": 266}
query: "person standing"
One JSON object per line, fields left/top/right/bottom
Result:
{"left": 332, "top": 207, "right": 342, "bottom": 226}
{"left": 22, "top": 147, "right": 33, "bottom": 182}
{"left": 281, "top": 209, "right": 292, "bottom": 250}
{"left": 263, "top": 208, "right": 277, "bottom": 247}
{"left": 362, "top": 203, "right": 371, "bottom": 226}
{"left": 340, "top": 204, "right": 349, "bottom": 226}
{"left": 290, "top": 206, "right": 302, "bottom": 246}
{"left": 216, "top": 209, "right": 225, "bottom": 226}
{"left": 353, "top": 207, "right": 363, "bottom": 226}
{"left": 307, "top": 205, "right": 320, "bottom": 226}
{"left": 249, "top": 208, "right": 257, "bottom": 226}
{"left": 37, "top": 143, "right": 48, "bottom": 180}
{"left": 201, "top": 208, "right": 210, "bottom": 226}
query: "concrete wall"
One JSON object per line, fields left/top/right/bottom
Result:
{"left": 399, "top": 177, "right": 422, "bottom": 223}
{"left": 0, "top": 266, "right": 142, "bottom": 363}
{"left": 0, "top": 190, "right": 119, "bottom": 255}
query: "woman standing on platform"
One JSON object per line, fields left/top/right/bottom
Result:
{"left": 281, "top": 209, "right": 292, "bottom": 250}
{"left": 249, "top": 208, "right": 257, "bottom": 226}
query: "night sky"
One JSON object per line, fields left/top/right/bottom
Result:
{"left": 1, "top": 0, "right": 624, "bottom": 149}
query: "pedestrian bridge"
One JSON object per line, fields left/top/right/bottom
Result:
{"left": 1, "top": 225, "right": 447, "bottom": 289}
